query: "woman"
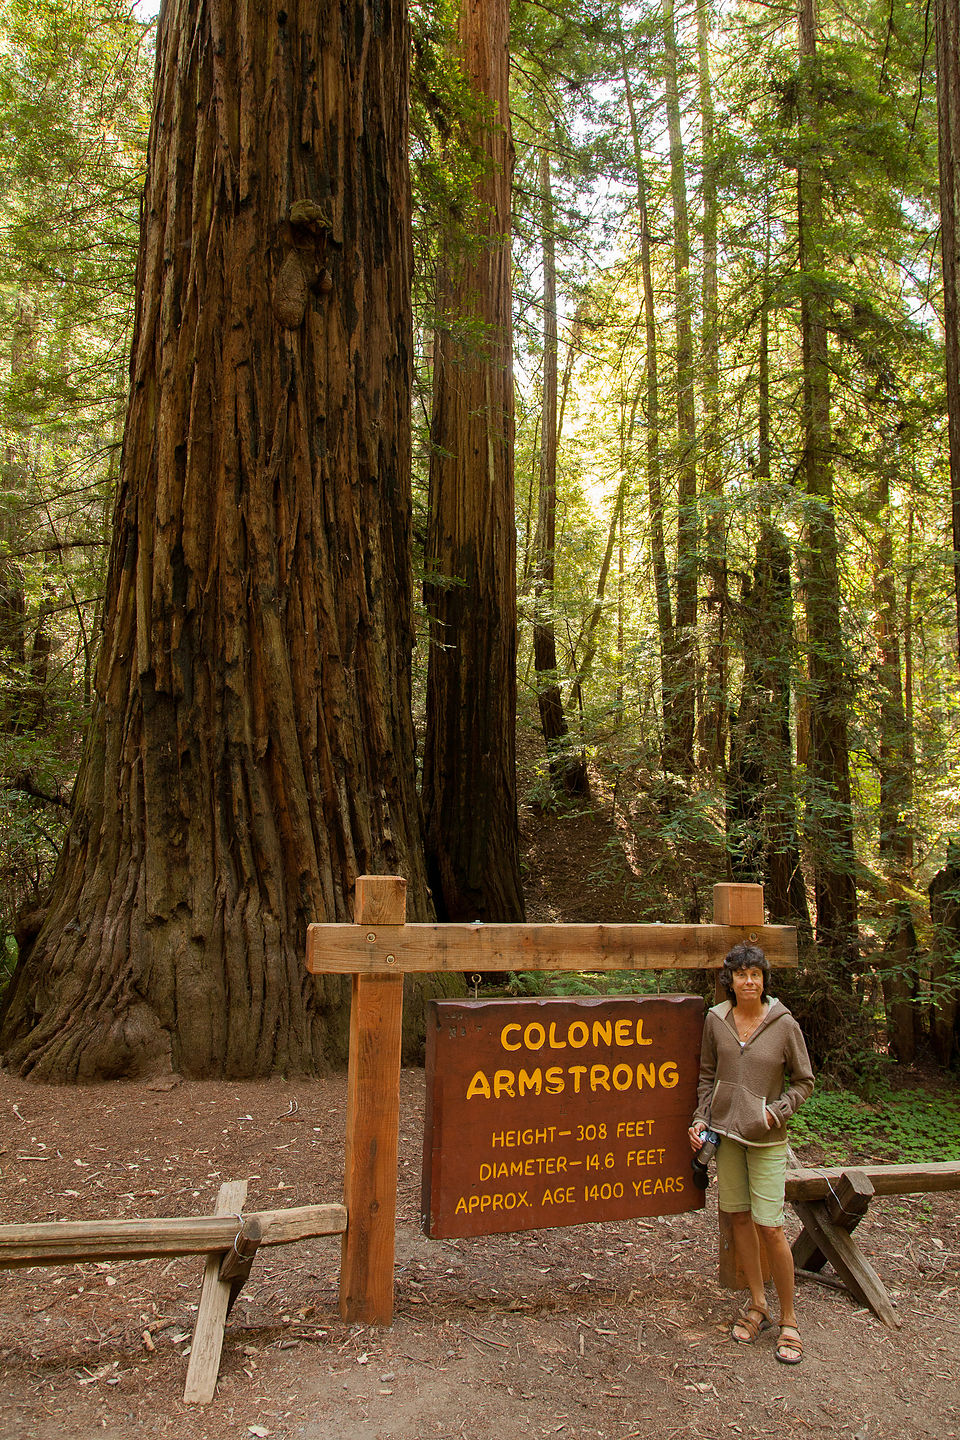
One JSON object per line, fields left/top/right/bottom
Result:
{"left": 688, "top": 943, "right": 814, "bottom": 1365}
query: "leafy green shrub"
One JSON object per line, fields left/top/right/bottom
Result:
{"left": 790, "top": 1074, "right": 960, "bottom": 1164}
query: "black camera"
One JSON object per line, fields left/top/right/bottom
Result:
{"left": 691, "top": 1127, "right": 721, "bottom": 1189}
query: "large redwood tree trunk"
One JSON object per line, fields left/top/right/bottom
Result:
{"left": 0, "top": 0, "right": 435, "bottom": 1081}
{"left": 421, "top": 0, "right": 524, "bottom": 922}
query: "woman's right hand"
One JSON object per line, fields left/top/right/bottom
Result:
{"left": 688, "top": 1123, "right": 706, "bottom": 1153}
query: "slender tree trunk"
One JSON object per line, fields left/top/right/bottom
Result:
{"left": 882, "top": 904, "right": 921, "bottom": 1063}
{"left": 797, "top": 0, "right": 858, "bottom": 962}
{"left": 421, "top": 0, "right": 524, "bottom": 921}
{"left": 616, "top": 508, "right": 625, "bottom": 720}
{"left": 934, "top": 0, "right": 960, "bottom": 672}
{"left": 729, "top": 522, "right": 810, "bottom": 932}
{"left": 663, "top": 0, "right": 697, "bottom": 773}
{"left": 929, "top": 844, "right": 960, "bottom": 1066}
{"left": 904, "top": 505, "right": 916, "bottom": 786}
{"left": 696, "top": 0, "right": 725, "bottom": 770}
{"left": 568, "top": 393, "right": 635, "bottom": 718}
{"left": 620, "top": 40, "right": 683, "bottom": 769}
{"left": 532, "top": 150, "right": 587, "bottom": 797}
{"left": 728, "top": 217, "right": 809, "bottom": 929}
{"left": 0, "top": 299, "right": 33, "bottom": 728}
{"left": 0, "top": 0, "right": 437, "bottom": 1082}
{"left": 872, "top": 452, "right": 919, "bottom": 1060}
{"left": 521, "top": 306, "right": 580, "bottom": 594}
{"left": 557, "top": 308, "right": 583, "bottom": 440}
{"left": 758, "top": 218, "right": 773, "bottom": 494}
{"left": 873, "top": 460, "right": 913, "bottom": 872}
{"left": 752, "top": 245, "right": 809, "bottom": 929}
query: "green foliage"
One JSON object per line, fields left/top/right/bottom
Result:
{"left": 498, "top": 968, "right": 664, "bottom": 998}
{"left": 0, "top": 0, "right": 153, "bottom": 955}
{"left": 790, "top": 1071, "right": 960, "bottom": 1164}
{"left": 0, "top": 0, "right": 153, "bottom": 417}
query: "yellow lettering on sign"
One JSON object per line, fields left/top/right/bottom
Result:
{"left": 592, "top": 1020, "right": 612, "bottom": 1047}
{"left": 497, "top": 1015, "right": 659, "bottom": 1055}
{"left": 542, "top": 1186, "right": 575, "bottom": 1205}
{"left": 459, "top": 1191, "right": 532, "bottom": 1213}
{"left": 468, "top": 1061, "right": 682, "bottom": 1099}
{"left": 617, "top": 1120, "right": 654, "bottom": 1138}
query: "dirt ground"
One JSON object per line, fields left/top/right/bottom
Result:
{"left": 1, "top": 1066, "right": 958, "bottom": 1440}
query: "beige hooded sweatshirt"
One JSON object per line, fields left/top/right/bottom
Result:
{"left": 693, "top": 998, "right": 814, "bottom": 1147}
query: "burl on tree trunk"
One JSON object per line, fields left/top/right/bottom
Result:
{"left": 0, "top": 0, "right": 447, "bottom": 1082}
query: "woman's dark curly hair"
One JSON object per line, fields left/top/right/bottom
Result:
{"left": 719, "top": 943, "right": 771, "bottom": 1006}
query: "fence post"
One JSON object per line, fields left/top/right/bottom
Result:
{"left": 340, "top": 875, "right": 406, "bottom": 1324}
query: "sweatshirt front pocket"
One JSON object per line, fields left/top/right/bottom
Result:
{"left": 710, "top": 1080, "right": 770, "bottom": 1142}
{"left": 738, "top": 1088, "right": 772, "bottom": 1142}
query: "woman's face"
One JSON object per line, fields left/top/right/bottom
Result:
{"left": 731, "top": 965, "right": 765, "bottom": 1005}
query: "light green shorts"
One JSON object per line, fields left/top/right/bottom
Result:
{"left": 715, "top": 1136, "right": 788, "bottom": 1227}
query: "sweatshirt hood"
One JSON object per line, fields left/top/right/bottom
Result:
{"left": 710, "top": 997, "right": 789, "bottom": 1026}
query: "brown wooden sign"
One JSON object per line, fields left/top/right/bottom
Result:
{"left": 422, "top": 995, "right": 705, "bottom": 1239}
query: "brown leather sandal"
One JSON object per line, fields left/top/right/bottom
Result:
{"left": 731, "top": 1306, "right": 772, "bottom": 1343}
{"left": 775, "top": 1325, "right": 804, "bottom": 1364}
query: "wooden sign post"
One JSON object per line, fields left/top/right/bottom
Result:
{"left": 306, "top": 878, "right": 795, "bottom": 1324}
{"left": 339, "top": 876, "right": 406, "bottom": 1324}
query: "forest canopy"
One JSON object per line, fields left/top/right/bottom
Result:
{"left": 0, "top": 0, "right": 959, "bottom": 1078}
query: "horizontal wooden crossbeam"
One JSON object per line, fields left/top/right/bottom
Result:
{"left": 306, "top": 922, "right": 797, "bottom": 976}
{"left": 0, "top": 1202, "right": 346, "bottom": 1269}
{"left": 786, "top": 1162, "right": 960, "bottom": 1202}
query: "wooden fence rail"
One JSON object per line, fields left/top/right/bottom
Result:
{"left": 785, "top": 1162, "right": 960, "bottom": 1328}
{"left": 0, "top": 1202, "right": 346, "bottom": 1269}
{"left": 786, "top": 1162, "right": 960, "bottom": 1201}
